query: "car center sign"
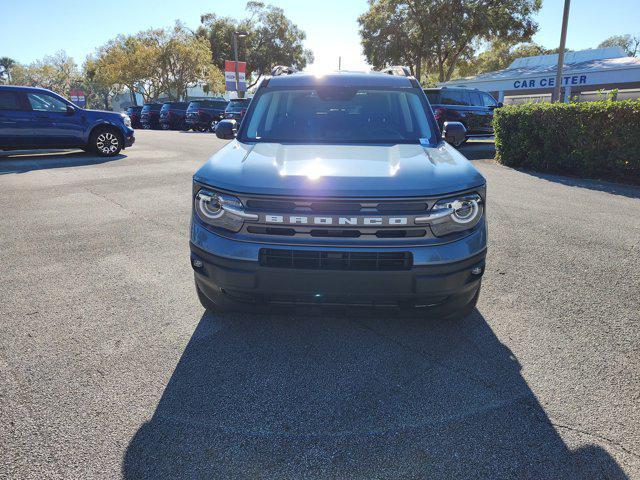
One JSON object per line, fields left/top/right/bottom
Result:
{"left": 513, "top": 74, "right": 588, "bottom": 89}
{"left": 225, "top": 60, "right": 247, "bottom": 92}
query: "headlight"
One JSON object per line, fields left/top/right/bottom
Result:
{"left": 194, "top": 188, "right": 257, "bottom": 232}
{"left": 415, "top": 193, "right": 483, "bottom": 237}
{"left": 121, "top": 114, "right": 132, "bottom": 128}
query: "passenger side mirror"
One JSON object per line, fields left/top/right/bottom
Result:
{"left": 491, "top": 102, "right": 503, "bottom": 109}
{"left": 66, "top": 105, "right": 76, "bottom": 115}
{"left": 442, "top": 121, "right": 466, "bottom": 146}
{"left": 215, "top": 119, "right": 236, "bottom": 139}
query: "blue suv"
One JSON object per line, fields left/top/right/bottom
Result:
{"left": 0, "top": 86, "right": 135, "bottom": 156}
{"left": 191, "top": 69, "right": 486, "bottom": 318}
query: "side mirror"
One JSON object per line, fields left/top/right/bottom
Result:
{"left": 216, "top": 119, "right": 236, "bottom": 139}
{"left": 66, "top": 105, "right": 76, "bottom": 115}
{"left": 490, "top": 102, "right": 503, "bottom": 109}
{"left": 442, "top": 121, "right": 466, "bottom": 146}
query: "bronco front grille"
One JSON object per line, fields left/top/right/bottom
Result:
{"left": 239, "top": 194, "right": 434, "bottom": 241}
{"left": 259, "top": 249, "right": 412, "bottom": 270}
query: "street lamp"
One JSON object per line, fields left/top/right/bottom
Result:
{"left": 233, "top": 31, "right": 248, "bottom": 99}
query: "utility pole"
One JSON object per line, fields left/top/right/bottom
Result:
{"left": 338, "top": 56, "right": 341, "bottom": 71}
{"left": 232, "top": 31, "right": 247, "bottom": 99}
{"left": 552, "top": 0, "right": 571, "bottom": 103}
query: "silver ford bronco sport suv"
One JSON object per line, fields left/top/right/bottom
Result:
{"left": 190, "top": 69, "right": 486, "bottom": 318}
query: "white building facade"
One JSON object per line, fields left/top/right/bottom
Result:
{"left": 441, "top": 47, "right": 640, "bottom": 104}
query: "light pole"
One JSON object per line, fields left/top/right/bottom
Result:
{"left": 552, "top": 0, "right": 571, "bottom": 102}
{"left": 233, "top": 31, "right": 248, "bottom": 99}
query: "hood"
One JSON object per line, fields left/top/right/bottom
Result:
{"left": 83, "top": 108, "right": 124, "bottom": 119}
{"left": 194, "top": 141, "right": 485, "bottom": 197}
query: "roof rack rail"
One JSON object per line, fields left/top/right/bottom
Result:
{"left": 379, "top": 66, "right": 412, "bottom": 77}
{"left": 271, "top": 65, "right": 297, "bottom": 76}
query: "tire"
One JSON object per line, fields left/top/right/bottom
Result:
{"left": 452, "top": 137, "right": 467, "bottom": 148}
{"left": 196, "top": 282, "right": 218, "bottom": 312}
{"left": 445, "top": 283, "right": 480, "bottom": 321}
{"left": 89, "top": 127, "right": 123, "bottom": 157}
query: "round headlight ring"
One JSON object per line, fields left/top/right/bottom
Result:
{"left": 199, "top": 195, "right": 224, "bottom": 219}
{"left": 451, "top": 199, "right": 479, "bottom": 224}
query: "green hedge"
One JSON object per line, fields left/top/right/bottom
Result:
{"left": 493, "top": 100, "right": 640, "bottom": 183}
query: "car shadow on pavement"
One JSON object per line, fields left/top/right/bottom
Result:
{"left": 517, "top": 170, "right": 640, "bottom": 200}
{"left": 0, "top": 150, "right": 126, "bottom": 174}
{"left": 122, "top": 308, "right": 628, "bottom": 479}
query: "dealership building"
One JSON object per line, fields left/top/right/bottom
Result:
{"left": 441, "top": 47, "right": 640, "bottom": 104}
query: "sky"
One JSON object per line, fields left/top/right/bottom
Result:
{"left": 1, "top": 0, "right": 639, "bottom": 72}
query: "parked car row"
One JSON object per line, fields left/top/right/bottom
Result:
{"left": 0, "top": 77, "right": 500, "bottom": 159}
{"left": 125, "top": 98, "right": 252, "bottom": 132}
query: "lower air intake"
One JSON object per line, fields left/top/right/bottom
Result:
{"left": 259, "top": 249, "right": 412, "bottom": 271}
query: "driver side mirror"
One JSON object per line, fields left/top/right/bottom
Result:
{"left": 215, "top": 119, "right": 236, "bottom": 139}
{"left": 442, "top": 121, "right": 466, "bottom": 146}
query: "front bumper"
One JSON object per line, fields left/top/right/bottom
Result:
{"left": 124, "top": 128, "right": 135, "bottom": 147}
{"left": 186, "top": 118, "right": 209, "bottom": 127}
{"left": 190, "top": 221, "right": 487, "bottom": 310}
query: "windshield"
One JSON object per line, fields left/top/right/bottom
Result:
{"left": 142, "top": 104, "right": 160, "bottom": 112}
{"left": 226, "top": 100, "right": 250, "bottom": 113}
{"left": 241, "top": 87, "right": 436, "bottom": 144}
{"left": 188, "top": 101, "right": 227, "bottom": 110}
{"left": 161, "top": 102, "right": 186, "bottom": 112}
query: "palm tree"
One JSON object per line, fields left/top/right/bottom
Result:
{"left": 0, "top": 57, "right": 17, "bottom": 83}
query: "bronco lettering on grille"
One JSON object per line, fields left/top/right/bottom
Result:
{"left": 263, "top": 215, "right": 409, "bottom": 226}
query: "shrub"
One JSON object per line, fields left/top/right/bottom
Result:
{"left": 493, "top": 100, "right": 640, "bottom": 184}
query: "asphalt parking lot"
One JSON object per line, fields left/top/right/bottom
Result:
{"left": 1, "top": 130, "right": 639, "bottom": 479}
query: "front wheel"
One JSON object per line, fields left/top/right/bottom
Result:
{"left": 89, "top": 127, "right": 122, "bottom": 157}
{"left": 451, "top": 137, "right": 467, "bottom": 148}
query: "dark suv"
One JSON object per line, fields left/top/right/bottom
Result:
{"left": 424, "top": 87, "right": 501, "bottom": 146}
{"left": 125, "top": 105, "right": 143, "bottom": 128}
{"left": 185, "top": 100, "right": 228, "bottom": 131}
{"left": 140, "top": 103, "right": 162, "bottom": 129}
{"left": 159, "top": 102, "right": 189, "bottom": 130}
{"left": 0, "top": 86, "right": 134, "bottom": 156}
{"left": 223, "top": 98, "right": 251, "bottom": 122}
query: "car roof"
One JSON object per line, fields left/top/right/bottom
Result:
{"left": 424, "top": 86, "right": 482, "bottom": 92}
{"left": 266, "top": 71, "right": 415, "bottom": 88}
{"left": 0, "top": 85, "right": 56, "bottom": 94}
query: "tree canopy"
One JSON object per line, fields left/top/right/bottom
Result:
{"left": 10, "top": 51, "right": 80, "bottom": 95}
{"left": 0, "top": 57, "right": 17, "bottom": 84}
{"left": 598, "top": 34, "right": 639, "bottom": 57}
{"left": 359, "top": 0, "right": 542, "bottom": 82}
{"left": 91, "top": 24, "right": 222, "bottom": 104}
{"left": 199, "top": 1, "right": 313, "bottom": 88}
{"left": 454, "top": 39, "right": 563, "bottom": 79}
